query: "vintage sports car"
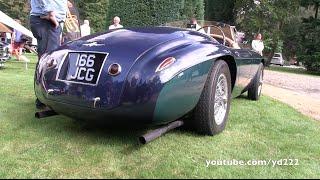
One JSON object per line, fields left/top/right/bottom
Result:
{"left": 35, "top": 21, "right": 264, "bottom": 137}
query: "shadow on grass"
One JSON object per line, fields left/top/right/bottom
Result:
{"left": 3, "top": 90, "right": 190, "bottom": 152}
{"left": 33, "top": 109, "right": 194, "bottom": 153}
{"left": 234, "top": 94, "right": 248, "bottom": 100}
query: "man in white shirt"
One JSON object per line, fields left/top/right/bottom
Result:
{"left": 109, "top": 16, "right": 123, "bottom": 30}
{"left": 251, "top": 33, "right": 264, "bottom": 56}
{"left": 80, "top": 19, "right": 91, "bottom": 37}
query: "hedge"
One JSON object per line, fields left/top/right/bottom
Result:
{"left": 77, "top": 0, "right": 109, "bottom": 33}
{"left": 106, "top": 0, "right": 204, "bottom": 27}
{"left": 204, "top": 0, "right": 235, "bottom": 24}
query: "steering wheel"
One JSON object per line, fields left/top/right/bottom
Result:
{"left": 197, "top": 25, "right": 226, "bottom": 46}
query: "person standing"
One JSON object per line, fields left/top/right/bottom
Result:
{"left": 29, "top": 0, "right": 68, "bottom": 59}
{"left": 80, "top": 19, "right": 91, "bottom": 37}
{"left": 12, "top": 20, "right": 26, "bottom": 61}
{"left": 251, "top": 33, "right": 264, "bottom": 56}
{"left": 108, "top": 16, "right": 123, "bottom": 30}
{"left": 29, "top": 0, "right": 68, "bottom": 109}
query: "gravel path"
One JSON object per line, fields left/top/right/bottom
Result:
{"left": 262, "top": 70, "right": 320, "bottom": 120}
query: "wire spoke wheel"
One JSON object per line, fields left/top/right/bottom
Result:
{"left": 193, "top": 60, "right": 231, "bottom": 135}
{"left": 214, "top": 74, "right": 228, "bottom": 125}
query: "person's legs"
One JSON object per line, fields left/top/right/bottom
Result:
{"left": 30, "top": 16, "right": 50, "bottom": 58}
{"left": 12, "top": 42, "right": 21, "bottom": 61}
{"left": 30, "top": 16, "right": 62, "bottom": 109}
{"left": 30, "top": 16, "right": 48, "bottom": 109}
{"left": 31, "top": 16, "right": 62, "bottom": 57}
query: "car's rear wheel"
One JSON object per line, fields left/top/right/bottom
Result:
{"left": 193, "top": 60, "right": 232, "bottom": 135}
{"left": 248, "top": 63, "right": 264, "bottom": 100}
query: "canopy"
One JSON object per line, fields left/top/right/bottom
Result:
{"left": 0, "top": 10, "right": 34, "bottom": 38}
{"left": 0, "top": 22, "right": 12, "bottom": 33}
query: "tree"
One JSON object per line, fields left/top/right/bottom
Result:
{"left": 0, "top": 0, "right": 30, "bottom": 28}
{"left": 235, "top": 0, "right": 300, "bottom": 64}
{"left": 282, "top": 16, "right": 301, "bottom": 62}
{"left": 297, "top": 17, "right": 320, "bottom": 71}
{"left": 204, "top": 0, "right": 235, "bottom": 23}
{"left": 297, "top": 0, "right": 320, "bottom": 71}
{"left": 300, "top": 0, "right": 320, "bottom": 19}
{"left": 182, "top": 0, "right": 205, "bottom": 20}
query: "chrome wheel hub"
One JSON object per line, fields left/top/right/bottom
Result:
{"left": 214, "top": 74, "right": 228, "bottom": 125}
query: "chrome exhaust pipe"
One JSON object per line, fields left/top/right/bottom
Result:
{"left": 139, "top": 120, "right": 184, "bottom": 144}
{"left": 35, "top": 110, "right": 58, "bottom": 119}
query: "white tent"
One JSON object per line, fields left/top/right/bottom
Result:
{"left": 0, "top": 10, "right": 34, "bottom": 38}
{"left": 0, "top": 22, "right": 12, "bottom": 33}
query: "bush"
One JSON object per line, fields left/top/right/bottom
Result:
{"left": 77, "top": 0, "right": 109, "bottom": 33}
{"left": 297, "top": 18, "right": 320, "bottom": 72}
{"left": 204, "top": 0, "right": 234, "bottom": 23}
{"left": 299, "top": 53, "right": 320, "bottom": 72}
{"left": 106, "top": 0, "right": 204, "bottom": 27}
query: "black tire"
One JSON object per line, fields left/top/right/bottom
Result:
{"left": 248, "top": 63, "right": 264, "bottom": 100}
{"left": 193, "top": 60, "right": 232, "bottom": 135}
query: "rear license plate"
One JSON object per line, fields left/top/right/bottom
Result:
{"left": 57, "top": 51, "right": 109, "bottom": 86}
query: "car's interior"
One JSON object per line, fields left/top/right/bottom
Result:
{"left": 197, "top": 24, "right": 241, "bottom": 49}
{"left": 164, "top": 21, "right": 242, "bottom": 49}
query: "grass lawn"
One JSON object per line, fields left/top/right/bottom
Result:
{"left": 0, "top": 54, "right": 320, "bottom": 178}
{"left": 266, "top": 65, "right": 320, "bottom": 76}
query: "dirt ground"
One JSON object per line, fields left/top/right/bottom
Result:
{"left": 262, "top": 70, "right": 320, "bottom": 121}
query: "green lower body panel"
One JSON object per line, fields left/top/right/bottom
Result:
{"left": 153, "top": 60, "right": 213, "bottom": 124}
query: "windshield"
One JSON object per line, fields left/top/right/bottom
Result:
{"left": 164, "top": 21, "right": 229, "bottom": 36}
{"left": 164, "top": 20, "right": 228, "bottom": 29}
{"left": 163, "top": 20, "right": 242, "bottom": 49}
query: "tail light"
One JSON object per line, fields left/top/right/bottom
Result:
{"left": 108, "top": 63, "right": 122, "bottom": 76}
{"left": 155, "top": 57, "right": 176, "bottom": 72}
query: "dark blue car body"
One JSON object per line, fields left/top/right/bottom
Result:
{"left": 35, "top": 26, "right": 263, "bottom": 125}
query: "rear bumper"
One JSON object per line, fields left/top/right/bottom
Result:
{"left": 34, "top": 67, "right": 161, "bottom": 124}
{"left": 37, "top": 94, "right": 155, "bottom": 124}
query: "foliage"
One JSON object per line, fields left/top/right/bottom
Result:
{"left": 282, "top": 16, "right": 302, "bottom": 61}
{"left": 267, "top": 65, "right": 320, "bottom": 76}
{"left": 294, "top": 0, "right": 320, "bottom": 72}
{"left": 76, "top": 0, "right": 109, "bottom": 33}
{"left": 300, "top": 0, "right": 320, "bottom": 19}
{"left": 204, "top": 0, "right": 235, "bottom": 23}
{"left": 0, "top": 0, "right": 31, "bottom": 28}
{"left": 182, "top": 0, "right": 205, "bottom": 20}
{"left": 106, "top": 0, "right": 204, "bottom": 27}
{"left": 235, "top": 0, "right": 300, "bottom": 64}
{"left": 297, "top": 17, "right": 320, "bottom": 72}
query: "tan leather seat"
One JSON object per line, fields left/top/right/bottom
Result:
{"left": 210, "top": 34, "right": 240, "bottom": 49}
